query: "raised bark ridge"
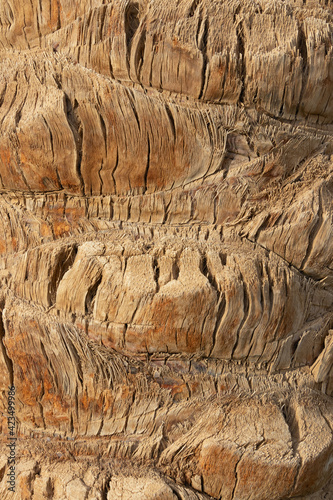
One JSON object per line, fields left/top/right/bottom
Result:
{"left": 0, "top": 1, "right": 333, "bottom": 499}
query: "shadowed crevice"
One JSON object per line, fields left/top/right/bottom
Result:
{"left": 0, "top": 309, "right": 14, "bottom": 386}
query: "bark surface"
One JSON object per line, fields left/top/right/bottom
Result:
{"left": 0, "top": 0, "right": 333, "bottom": 499}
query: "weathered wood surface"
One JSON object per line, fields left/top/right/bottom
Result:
{"left": 0, "top": 0, "right": 333, "bottom": 498}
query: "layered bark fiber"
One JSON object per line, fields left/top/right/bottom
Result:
{"left": 0, "top": 0, "right": 333, "bottom": 499}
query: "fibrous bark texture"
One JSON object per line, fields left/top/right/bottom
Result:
{"left": 0, "top": 0, "right": 333, "bottom": 498}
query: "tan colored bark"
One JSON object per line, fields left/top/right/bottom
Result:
{"left": 0, "top": 0, "right": 333, "bottom": 499}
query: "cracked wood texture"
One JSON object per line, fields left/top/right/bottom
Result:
{"left": 0, "top": 0, "right": 333, "bottom": 499}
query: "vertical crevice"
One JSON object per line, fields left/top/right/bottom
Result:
{"left": 101, "top": 475, "right": 112, "bottom": 500}
{"left": 56, "top": 0, "right": 61, "bottom": 30}
{"left": 99, "top": 4, "right": 108, "bottom": 42}
{"left": 111, "top": 147, "right": 119, "bottom": 194}
{"left": 210, "top": 294, "right": 226, "bottom": 356}
{"left": 48, "top": 244, "right": 78, "bottom": 305}
{"left": 35, "top": 0, "right": 42, "bottom": 45}
{"left": 143, "top": 134, "right": 150, "bottom": 194}
{"left": 64, "top": 95, "right": 85, "bottom": 194}
{"left": 162, "top": 196, "right": 172, "bottom": 224}
{"left": 295, "top": 23, "right": 308, "bottom": 118}
{"left": 219, "top": 252, "right": 227, "bottom": 266}
{"left": 125, "top": 2, "right": 140, "bottom": 74}
{"left": 85, "top": 274, "right": 103, "bottom": 315}
{"left": 0, "top": 463, "right": 6, "bottom": 482}
{"left": 45, "top": 478, "right": 54, "bottom": 499}
{"left": 172, "top": 259, "right": 180, "bottom": 280}
{"left": 265, "top": 261, "right": 274, "bottom": 323}
{"left": 153, "top": 257, "right": 160, "bottom": 292}
{"left": 69, "top": 411, "right": 74, "bottom": 433}
{"left": 165, "top": 104, "right": 176, "bottom": 142}
{"left": 169, "top": 484, "right": 182, "bottom": 500}
{"left": 0, "top": 310, "right": 14, "bottom": 386}
{"left": 231, "top": 455, "right": 243, "bottom": 500}
{"left": 198, "top": 16, "right": 209, "bottom": 100}
{"left": 133, "top": 23, "right": 147, "bottom": 82}
{"left": 200, "top": 254, "right": 219, "bottom": 293}
{"left": 75, "top": 385, "right": 79, "bottom": 420}
{"left": 0, "top": 82, "right": 7, "bottom": 110}
{"left": 279, "top": 84, "right": 286, "bottom": 117}
{"left": 39, "top": 379, "right": 46, "bottom": 429}
{"left": 98, "top": 159, "right": 104, "bottom": 195}
{"left": 280, "top": 399, "right": 301, "bottom": 463}
{"left": 213, "top": 192, "right": 218, "bottom": 225}
{"left": 99, "top": 112, "right": 107, "bottom": 155}
{"left": 236, "top": 21, "right": 246, "bottom": 104}
{"left": 188, "top": 0, "right": 201, "bottom": 17}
